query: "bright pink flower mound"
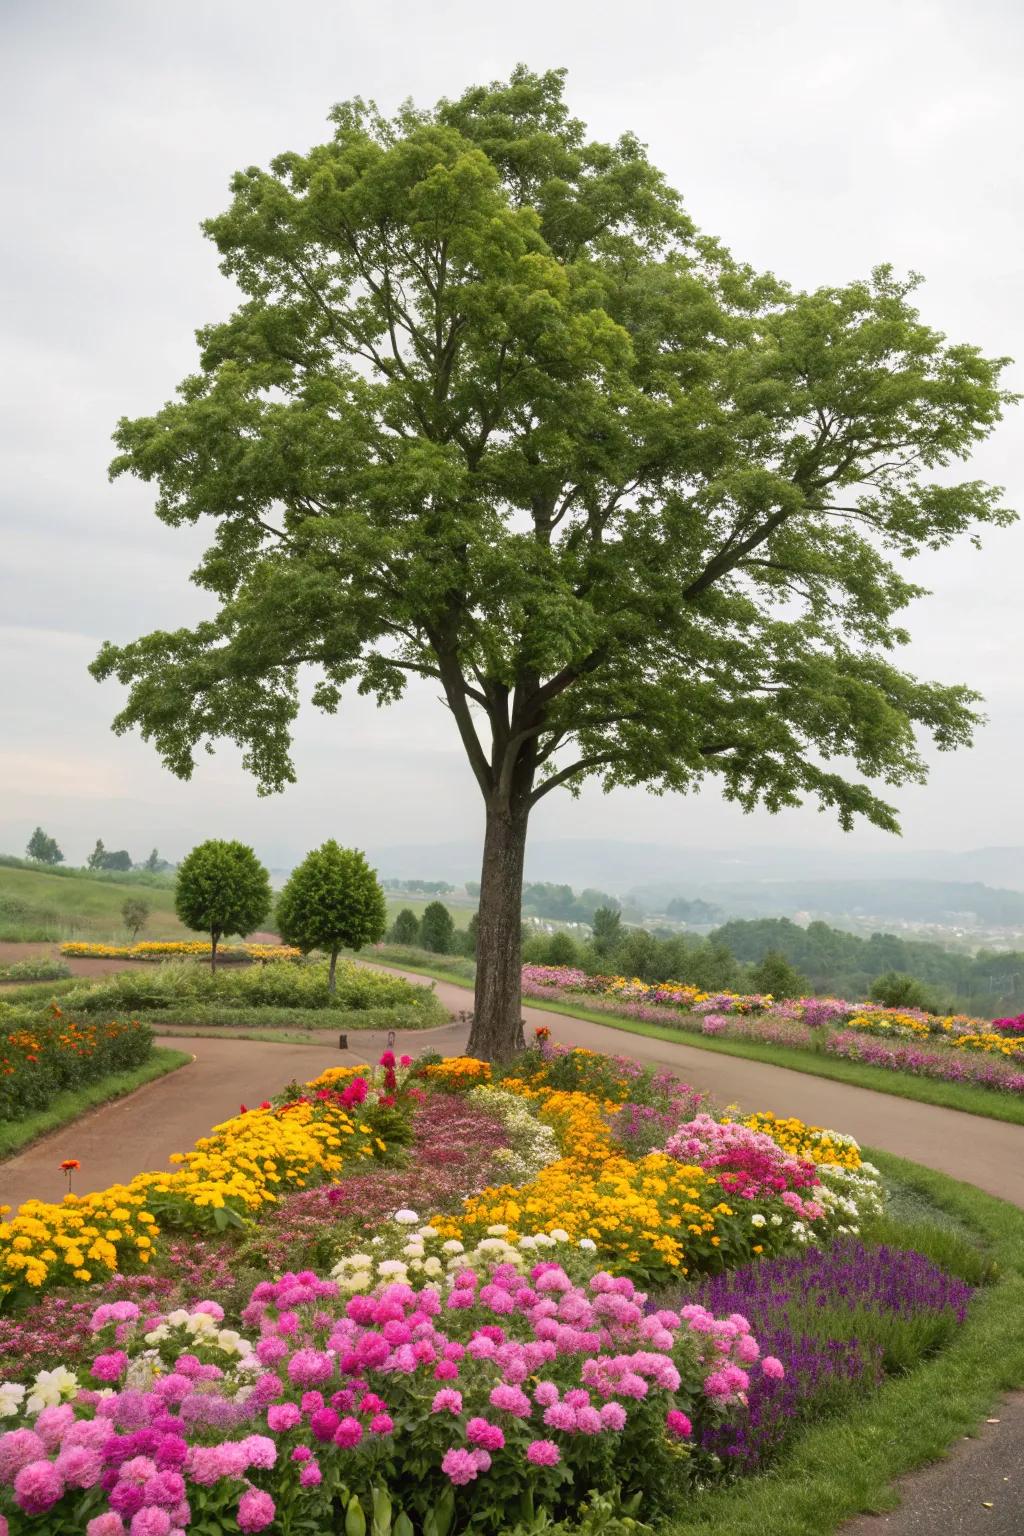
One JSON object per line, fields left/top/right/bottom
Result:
{"left": 237, "top": 1487, "right": 276, "bottom": 1532}
{"left": 664, "top": 1115, "right": 821, "bottom": 1214}
{"left": 526, "top": 1439, "right": 561, "bottom": 1466}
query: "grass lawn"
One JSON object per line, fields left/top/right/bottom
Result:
{"left": 669, "top": 1151, "right": 1024, "bottom": 1535}
{"left": 0, "top": 865, "right": 189, "bottom": 942}
{"left": 0, "top": 1047, "right": 191, "bottom": 1160}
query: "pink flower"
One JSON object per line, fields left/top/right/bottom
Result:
{"left": 431, "top": 1389, "right": 463, "bottom": 1415}
{"left": 310, "top": 1408, "right": 339, "bottom": 1442}
{"left": 666, "top": 1410, "right": 692, "bottom": 1440}
{"left": 237, "top": 1489, "right": 276, "bottom": 1532}
{"left": 299, "top": 1460, "right": 323, "bottom": 1487}
{"left": 441, "top": 1448, "right": 481, "bottom": 1486}
{"left": 291, "top": 1446, "right": 312, "bottom": 1463}
{"left": 130, "top": 1509, "right": 172, "bottom": 1536}
{"left": 533, "top": 1381, "right": 560, "bottom": 1407}
{"left": 599, "top": 1402, "right": 627, "bottom": 1431}
{"left": 525, "top": 1439, "right": 561, "bottom": 1467}
{"left": 91, "top": 1351, "right": 129, "bottom": 1383}
{"left": 0, "top": 1429, "right": 46, "bottom": 1483}
{"left": 369, "top": 1415, "right": 394, "bottom": 1436}
{"left": 241, "top": 1435, "right": 277, "bottom": 1470}
{"left": 761, "top": 1356, "right": 785, "bottom": 1380}
{"left": 333, "top": 1417, "right": 363, "bottom": 1449}
{"left": 267, "top": 1403, "right": 301, "bottom": 1432}
{"left": 87, "top": 1517, "right": 127, "bottom": 1536}
{"left": 466, "top": 1417, "right": 505, "bottom": 1451}
{"left": 55, "top": 1444, "right": 103, "bottom": 1489}
{"left": 489, "top": 1384, "right": 531, "bottom": 1418}
{"left": 543, "top": 1402, "right": 577, "bottom": 1431}
{"left": 13, "top": 1459, "right": 65, "bottom": 1515}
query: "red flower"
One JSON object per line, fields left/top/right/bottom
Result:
{"left": 59, "top": 1158, "right": 80, "bottom": 1172}
{"left": 240, "top": 1104, "right": 248, "bottom": 1114}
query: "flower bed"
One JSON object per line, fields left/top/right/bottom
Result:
{"left": 0, "top": 1012, "right": 152, "bottom": 1123}
{"left": 0, "top": 1039, "right": 977, "bottom": 1536}
{"left": 59, "top": 943, "right": 301, "bottom": 963}
{"left": 522, "top": 964, "right": 1024, "bottom": 1095}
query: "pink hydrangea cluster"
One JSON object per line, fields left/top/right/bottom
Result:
{"left": 663, "top": 1115, "right": 824, "bottom": 1218}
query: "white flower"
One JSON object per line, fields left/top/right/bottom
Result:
{"left": 549, "top": 1228, "right": 569, "bottom": 1243}
{"left": 423, "top": 1257, "right": 443, "bottom": 1277}
{"left": 394, "top": 1209, "right": 420, "bottom": 1225}
{"left": 536, "top": 1233, "right": 557, "bottom": 1248}
{"left": 216, "top": 1330, "right": 244, "bottom": 1354}
{"left": 770, "top": 1215, "right": 783, "bottom": 1228}
{"left": 0, "top": 1382, "right": 26, "bottom": 1419}
{"left": 185, "top": 1312, "right": 216, "bottom": 1335}
{"left": 377, "top": 1259, "right": 409, "bottom": 1276}
{"left": 518, "top": 1236, "right": 538, "bottom": 1251}
{"left": 144, "top": 1326, "right": 170, "bottom": 1345}
{"left": 26, "top": 1367, "right": 79, "bottom": 1413}
{"left": 485, "top": 1223, "right": 510, "bottom": 1237}
{"left": 345, "top": 1272, "right": 373, "bottom": 1294}
{"left": 750, "top": 1214, "right": 767, "bottom": 1228}
{"left": 442, "top": 1240, "right": 465, "bottom": 1255}
{"left": 578, "top": 1238, "right": 597, "bottom": 1253}
{"left": 417, "top": 1226, "right": 439, "bottom": 1240}
{"left": 402, "top": 1242, "right": 426, "bottom": 1259}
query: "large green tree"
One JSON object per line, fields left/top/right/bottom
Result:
{"left": 92, "top": 68, "right": 1015, "bottom": 1060}
{"left": 275, "top": 839, "right": 387, "bottom": 989}
{"left": 25, "top": 827, "right": 63, "bottom": 866}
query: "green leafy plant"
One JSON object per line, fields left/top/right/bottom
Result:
{"left": 276, "top": 841, "right": 387, "bottom": 991}
{"left": 174, "top": 839, "right": 272, "bottom": 971}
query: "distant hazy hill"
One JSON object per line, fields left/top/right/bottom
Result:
{"left": 364, "top": 838, "right": 1024, "bottom": 897}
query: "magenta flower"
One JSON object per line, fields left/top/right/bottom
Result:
{"left": 665, "top": 1409, "right": 692, "bottom": 1439}
{"left": 332, "top": 1417, "right": 363, "bottom": 1449}
{"left": 267, "top": 1403, "right": 301, "bottom": 1433}
{"left": 238, "top": 1488, "right": 276, "bottom": 1532}
{"left": 13, "top": 1459, "right": 65, "bottom": 1515}
{"left": 761, "top": 1355, "right": 785, "bottom": 1380}
{"left": 431, "top": 1389, "right": 463, "bottom": 1415}
{"left": 440, "top": 1447, "right": 481, "bottom": 1486}
{"left": 525, "top": 1439, "right": 561, "bottom": 1467}
{"left": 129, "top": 1508, "right": 172, "bottom": 1536}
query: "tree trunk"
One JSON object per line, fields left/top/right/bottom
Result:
{"left": 211, "top": 932, "right": 219, "bottom": 975}
{"left": 467, "top": 804, "right": 529, "bottom": 1063}
{"left": 329, "top": 947, "right": 338, "bottom": 994}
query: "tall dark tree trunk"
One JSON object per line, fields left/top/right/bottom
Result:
{"left": 467, "top": 802, "right": 530, "bottom": 1062}
{"left": 210, "top": 931, "right": 219, "bottom": 975}
{"left": 329, "top": 947, "right": 338, "bottom": 994}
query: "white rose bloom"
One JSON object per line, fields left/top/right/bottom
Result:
{"left": 394, "top": 1209, "right": 420, "bottom": 1225}
{"left": 0, "top": 1382, "right": 26, "bottom": 1418}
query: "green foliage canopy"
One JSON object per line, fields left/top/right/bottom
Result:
{"left": 174, "top": 838, "right": 271, "bottom": 965}
{"left": 276, "top": 840, "right": 387, "bottom": 985}
{"left": 92, "top": 66, "right": 1014, "bottom": 837}
{"left": 420, "top": 901, "right": 456, "bottom": 953}
{"left": 26, "top": 828, "right": 63, "bottom": 866}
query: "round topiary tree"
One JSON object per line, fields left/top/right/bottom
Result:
{"left": 275, "top": 840, "right": 387, "bottom": 991}
{"left": 174, "top": 839, "right": 271, "bottom": 973}
{"left": 420, "top": 901, "right": 456, "bottom": 955}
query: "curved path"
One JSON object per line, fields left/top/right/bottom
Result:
{"left": 4, "top": 972, "right": 1024, "bottom": 1209}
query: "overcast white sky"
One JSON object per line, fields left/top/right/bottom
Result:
{"left": 1, "top": 0, "right": 1021, "bottom": 871}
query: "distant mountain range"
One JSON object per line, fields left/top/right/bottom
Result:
{"left": 365, "top": 838, "right": 1024, "bottom": 896}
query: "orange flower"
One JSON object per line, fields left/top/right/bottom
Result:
{"left": 59, "top": 1159, "right": 80, "bottom": 1172}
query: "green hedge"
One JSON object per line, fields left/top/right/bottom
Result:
{"left": 56, "top": 958, "right": 437, "bottom": 1015}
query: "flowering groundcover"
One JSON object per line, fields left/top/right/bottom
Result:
{"left": 0, "top": 1040, "right": 980, "bottom": 1535}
